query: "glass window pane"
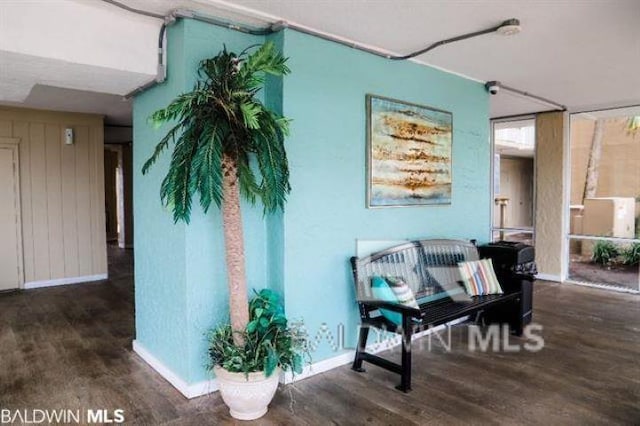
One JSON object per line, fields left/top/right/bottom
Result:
{"left": 493, "top": 119, "right": 535, "bottom": 232}
{"left": 568, "top": 237, "right": 639, "bottom": 291}
{"left": 570, "top": 111, "right": 640, "bottom": 240}
{"left": 492, "top": 230, "right": 533, "bottom": 246}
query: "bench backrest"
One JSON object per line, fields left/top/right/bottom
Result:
{"left": 351, "top": 239, "right": 478, "bottom": 303}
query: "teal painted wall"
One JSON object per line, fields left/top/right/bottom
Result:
{"left": 133, "top": 21, "right": 189, "bottom": 380}
{"left": 279, "top": 29, "right": 490, "bottom": 361}
{"left": 134, "top": 22, "right": 489, "bottom": 386}
{"left": 134, "top": 20, "right": 270, "bottom": 383}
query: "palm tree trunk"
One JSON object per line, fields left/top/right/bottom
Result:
{"left": 222, "top": 153, "right": 250, "bottom": 347}
{"left": 582, "top": 119, "right": 604, "bottom": 202}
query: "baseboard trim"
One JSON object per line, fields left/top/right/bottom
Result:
{"left": 536, "top": 273, "right": 561, "bottom": 282}
{"left": 282, "top": 316, "right": 468, "bottom": 384}
{"left": 24, "top": 274, "right": 108, "bottom": 289}
{"left": 135, "top": 317, "right": 470, "bottom": 395}
{"left": 282, "top": 350, "right": 354, "bottom": 384}
{"left": 132, "top": 340, "right": 218, "bottom": 399}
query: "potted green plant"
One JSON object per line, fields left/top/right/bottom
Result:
{"left": 208, "top": 289, "right": 307, "bottom": 419}
{"left": 142, "top": 42, "right": 303, "bottom": 419}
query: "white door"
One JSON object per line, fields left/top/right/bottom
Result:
{"left": 0, "top": 141, "right": 22, "bottom": 291}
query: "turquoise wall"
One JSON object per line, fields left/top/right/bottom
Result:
{"left": 134, "top": 20, "right": 270, "bottom": 383}
{"left": 280, "top": 30, "right": 490, "bottom": 361}
{"left": 134, "top": 21, "right": 489, "bottom": 386}
{"left": 133, "top": 20, "right": 189, "bottom": 380}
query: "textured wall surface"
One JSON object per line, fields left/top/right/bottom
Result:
{"left": 134, "top": 22, "right": 491, "bottom": 385}
{"left": 535, "top": 111, "right": 568, "bottom": 278}
{"left": 133, "top": 21, "right": 190, "bottom": 381}
{"left": 280, "top": 29, "right": 491, "bottom": 363}
{"left": 0, "top": 107, "right": 106, "bottom": 285}
{"left": 134, "top": 20, "right": 270, "bottom": 384}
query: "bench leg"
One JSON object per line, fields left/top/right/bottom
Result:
{"left": 510, "top": 298, "right": 524, "bottom": 337}
{"left": 352, "top": 325, "right": 370, "bottom": 372}
{"left": 396, "top": 317, "right": 413, "bottom": 392}
{"left": 511, "top": 313, "right": 524, "bottom": 336}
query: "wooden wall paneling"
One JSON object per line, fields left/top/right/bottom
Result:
{"left": 0, "top": 139, "right": 23, "bottom": 289}
{"left": 0, "top": 120, "right": 12, "bottom": 137}
{"left": 29, "top": 122, "right": 51, "bottom": 281}
{"left": 75, "top": 125, "right": 93, "bottom": 276}
{"left": 45, "top": 124, "right": 65, "bottom": 279}
{"left": 13, "top": 121, "right": 34, "bottom": 282}
{"left": 61, "top": 131, "right": 79, "bottom": 278}
{"left": 0, "top": 108, "right": 107, "bottom": 284}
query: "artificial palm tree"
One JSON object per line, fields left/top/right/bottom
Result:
{"left": 142, "top": 42, "right": 291, "bottom": 346}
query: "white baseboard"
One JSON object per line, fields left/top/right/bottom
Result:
{"left": 24, "top": 273, "right": 108, "bottom": 289}
{"left": 282, "top": 317, "right": 468, "bottom": 384}
{"left": 535, "top": 273, "right": 561, "bottom": 282}
{"left": 135, "top": 317, "right": 471, "bottom": 396}
{"left": 132, "top": 340, "right": 218, "bottom": 399}
{"left": 282, "top": 350, "right": 354, "bottom": 384}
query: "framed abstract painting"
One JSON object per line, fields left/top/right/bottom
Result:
{"left": 366, "top": 94, "right": 453, "bottom": 208}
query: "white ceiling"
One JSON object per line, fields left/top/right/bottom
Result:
{"left": 0, "top": 84, "right": 133, "bottom": 126}
{"left": 209, "top": 0, "right": 640, "bottom": 117}
{"left": 2, "top": 0, "right": 639, "bottom": 123}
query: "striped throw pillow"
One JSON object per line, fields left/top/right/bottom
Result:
{"left": 458, "top": 259, "right": 503, "bottom": 296}
{"left": 370, "top": 276, "right": 419, "bottom": 325}
{"left": 384, "top": 277, "right": 419, "bottom": 310}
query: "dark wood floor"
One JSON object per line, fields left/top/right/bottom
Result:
{"left": 1, "top": 247, "right": 639, "bottom": 425}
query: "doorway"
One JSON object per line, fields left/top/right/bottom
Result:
{"left": 491, "top": 118, "right": 536, "bottom": 245}
{"left": 104, "top": 142, "right": 133, "bottom": 250}
{"left": 0, "top": 139, "right": 23, "bottom": 291}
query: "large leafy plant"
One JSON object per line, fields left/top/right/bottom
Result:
{"left": 142, "top": 42, "right": 291, "bottom": 347}
{"left": 621, "top": 242, "right": 640, "bottom": 266}
{"left": 591, "top": 240, "right": 619, "bottom": 266}
{"left": 208, "top": 289, "right": 308, "bottom": 377}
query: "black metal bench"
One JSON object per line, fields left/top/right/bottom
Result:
{"left": 350, "top": 239, "right": 531, "bottom": 392}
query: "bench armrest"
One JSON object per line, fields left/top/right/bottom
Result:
{"left": 360, "top": 300, "right": 422, "bottom": 318}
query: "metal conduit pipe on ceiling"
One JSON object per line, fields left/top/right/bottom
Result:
{"left": 101, "top": 0, "right": 565, "bottom": 111}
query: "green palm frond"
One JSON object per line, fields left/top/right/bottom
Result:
{"left": 159, "top": 122, "right": 202, "bottom": 223}
{"left": 239, "top": 101, "right": 262, "bottom": 130}
{"left": 254, "top": 111, "right": 291, "bottom": 213}
{"left": 236, "top": 153, "right": 260, "bottom": 205}
{"left": 143, "top": 41, "right": 291, "bottom": 223}
{"left": 191, "top": 121, "right": 224, "bottom": 212}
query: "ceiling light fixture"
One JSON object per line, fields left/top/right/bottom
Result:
{"left": 496, "top": 18, "right": 522, "bottom": 36}
{"left": 387, "top": 17, "right": 522, "bottom": 60}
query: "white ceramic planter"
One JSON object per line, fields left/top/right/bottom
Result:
{"left": 214, "top": 366, "right": 281, "bottom": 420}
